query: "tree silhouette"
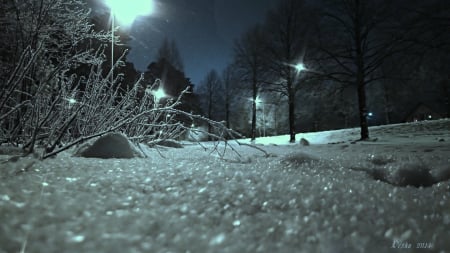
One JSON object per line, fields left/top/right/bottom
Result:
{"left": 262, "top": 0, "right": 317, "bottom": 142}
{"left": 156, "top": 37, "right": 184, "bottom": 72}
{"left": 233, "top": 25, "right": 267, "bottom": 141}
{"left": 316, "top": 0, "right": 416, "bottom": 140}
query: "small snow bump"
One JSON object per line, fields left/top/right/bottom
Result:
{"left": 306, "top": 235, "right": 317, "bottom": 243}
{"left": 68, "top": 234, "right": 85, "bottom": 243}
{"left": 384, "top": 228, "right": 393, "bottom": 238}
{"left": 303, "top": 216, "right": 310, "bottom": 223}
{"left": 443, "top": 214, "right": 450, "bottom": 225}
{"left": 1, "top": 195, "right": 10, "bottom": 201}
{"left": 13, "top": 202, "right": 26, "bottom": 208}
{"left": 355, "top": 204, "right": 364, "bottom": 212}
{"left": 289, "top": 199, "right": 296, "bottom": 207}
{"left": 180, "top": 205, "right": 188, "bottom": 213}
{"left": 65, "top": 177, "right": 78, "bottom": 182}
{"left": 400, "top": 230, "right": 412, "bottom": 241}
{"left": 232, "top": 220, "right": 241, "bottom": 227}
{"left": 209, "top": 233, "right": 226, "bottom": 246}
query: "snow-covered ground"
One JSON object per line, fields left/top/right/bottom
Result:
{"left": 1, "top": 119, "right": 449, "bottom": 253}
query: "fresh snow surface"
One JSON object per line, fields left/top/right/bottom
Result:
{"left": 1, "top": 119, "right": 449, "bottom": 253}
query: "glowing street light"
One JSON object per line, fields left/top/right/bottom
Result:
{"left": 294, "top": 63, "right": 306, "bottom": 72}
{"left": 67, "top": 98, "right": 77, "bottom": 105}
{"left": 251, "top": 96, "right": 266, "bottom": 137}
{"left": 105, "top": 0, "right": 155, "bottom": 26}
{"left": 104, "top": 0, "right": 155, "bottom": 84}
{"left": 152, "top": 87, "right": 167, "bottom": 103}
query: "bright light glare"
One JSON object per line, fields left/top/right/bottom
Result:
{"left": 152, "top": 87, "right": 167, "bottom": 101}
{"left": 67, "top": 98, "right": 77, "bottom": 104}
{"left": 249, "top": 97, "right": 262, "bottom": 104}
{"left": 294, "top": 63, "right": 306, "bottom": 72}
{"left": 105, "top": 0, "right": 154, "bottom": 26}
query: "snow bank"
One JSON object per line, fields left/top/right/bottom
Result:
{"left": 0, "top": 120, "right": 449, "bottom": 253}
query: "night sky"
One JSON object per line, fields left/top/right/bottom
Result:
{"left": 124, "top": 0, "right": 280, "bottom": 85}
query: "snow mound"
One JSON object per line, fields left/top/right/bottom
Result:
{"left": 353, "top": 163, "right": 450, "bottom": 188}
{"left": 280, "top": 152, "right": 319, "bottom": 166}
{"left": 392, "top": 164, "right": 435, "bottom": 187}
{"left": 149, "top": 139, "right": 183, "bottom": 148}
{"left": 299, "top": 138, "right": 310, "bottom": 146}
{"left": 74, "top": 133, "right": 142, "bottom": 159}
{"left": 0, "top": 146, "right": 24, "bottom": 155}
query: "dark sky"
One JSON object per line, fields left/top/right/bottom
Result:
{"left": 125, "top": 0, "right": 280, "bottom": 85}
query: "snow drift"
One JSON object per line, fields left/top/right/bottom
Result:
{"left": 73, "top": 132, "right": 143, "bottom": 159}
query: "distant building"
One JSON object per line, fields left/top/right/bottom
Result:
{"left": 404, "top": 103, "right": 443, "bottom": 122}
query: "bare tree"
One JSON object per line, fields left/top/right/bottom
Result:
{"left": 0, "top": 0, "right": 110, "bottom": 148}
{"left": 233, "top": 25, "right": 267, "bottom": 141}
{"left": 156, "top": 37, "right": 184, "bottom": 72}
{"left": 407, "top": 0, "right": 450, "bottom": 51}
{"left": 221, "top": 65, "right": 238, "bottom": 129}
{"left": 198, "top": 70, "right": 223, "bottom": 137}
{"left": 263, "top": 0, "right": 317, "bottom": 143}
{"left": 407, "top": 0, "right": 450, "bottom": 117}
{"left": 316, "top": 0, "right": 416, "bottom": 140}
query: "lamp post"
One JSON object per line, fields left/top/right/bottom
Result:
{"left": 288, "top": 61, "right": 307, "bottom": 142}
{"left": 104, "top": 0, "right": 154, "bottom": 84}
{"left": 255, "top": 97, "right": 266, "bottom": 137}
{"left": 111, "top": 11, "right": 115, "bottom": 85}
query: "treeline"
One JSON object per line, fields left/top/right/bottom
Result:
{"left": 197, "top": 0, "right": 450, "bottom": 142}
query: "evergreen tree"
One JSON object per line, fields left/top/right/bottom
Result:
{"left": 144, "top": 58, "right": 201, "bottom": 126}
{"left": 156, "top": 37, "right": 184, "bottom": 72}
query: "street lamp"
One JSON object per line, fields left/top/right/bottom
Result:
{"left": 105, "top": 0, "right": 155, "bottom": 26}
{"left": 254, "top": 97, "right": 266, "bottom": 137}
{"left": 104, "top": 0, "right": 155, "bottom": 84}
{"left": 294, "top": 63, "right": 306, "bottom": 73}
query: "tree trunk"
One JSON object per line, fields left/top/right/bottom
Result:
{"left": 288, "top": 82, "right": 296, "bottom": 143}
{"left": 357, "top": 83, "right": 369, "bottom": 140}
{"left": 354, "top": 0, "right": 369, "bottom": 140}
{"left": 251, "top": 79, "right": 257, "bottom": 141}
{"left": 208, "top": 92, "right": 212, "bottom": 140}
{"left": 225, "top": 100, "right": 230, "bottom": 129}
{"left": 443, "top": 79, "right": 450, "bottom": 118}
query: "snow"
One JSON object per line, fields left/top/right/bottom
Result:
{"left": 0, "top": 119, "right": 449, "bottom": 253}
{"left": 74, "top": 132, "right": 143, "bottom": 159}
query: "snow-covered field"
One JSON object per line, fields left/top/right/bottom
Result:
{"left": 1, "top": 119, "right": 449, "bottom": 253}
